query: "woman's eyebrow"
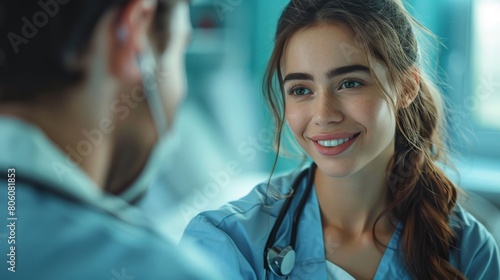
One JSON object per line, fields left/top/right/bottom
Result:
{"left": 283, "top": 72, "right": 314, "bottom": 83}
{"left": 325, "top": 64, "right": 370, "bottom": 79}
{"left": 283, "top": 64, "right": 370, "bottom": 83}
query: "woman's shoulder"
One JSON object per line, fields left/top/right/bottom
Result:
{"left": 179, "top": 170, "right": 307, "bottom": 279}
{"left": 187, "top": 169, "right": 303, "bottom": 230}
{"left": 451, "top": 204, "right": 496, "bottom": 245}
{"left": 449, "top": 204, "right": 500, "bottom": 278}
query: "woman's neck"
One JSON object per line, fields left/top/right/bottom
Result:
{"left": 314, "top": 142, "right": 395, "bottom": 236}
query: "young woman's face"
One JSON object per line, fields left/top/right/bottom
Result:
{"left": 282, "top": 24, "right": 397, "bottom": 178}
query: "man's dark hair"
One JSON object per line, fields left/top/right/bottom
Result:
{"left": 0, "top": 0, "right": 128, "bottom": 102}
{"left": 0, "top": 0, "right": 188, "bottom": 102}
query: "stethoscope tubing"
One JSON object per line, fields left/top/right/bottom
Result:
{"left": 264, "top": 162, "right": 317, "bottom": 278}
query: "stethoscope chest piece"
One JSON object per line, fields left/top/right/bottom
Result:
{"left": 266, "top": 245, "right": 296, "bottom": 277}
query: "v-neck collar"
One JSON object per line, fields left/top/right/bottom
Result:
{"left": 373, "top": 221, "right": 404, "bottom": 279}
{"left": 291, "top": 179, "right": 406, "bottom": 279}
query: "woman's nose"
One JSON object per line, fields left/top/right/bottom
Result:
{"left": 313, "top": 91, "right": 343, "bottom": 126}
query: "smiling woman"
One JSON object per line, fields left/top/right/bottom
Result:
{"left": 282, "top": 24, "right": 398, "bottom": 180}
{"left": 181, "top": 0, "right": 500, "bottom": 279}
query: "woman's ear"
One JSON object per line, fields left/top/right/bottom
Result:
{"left": 109, "top": 0, "right": 156, "bottom": 81}
{"left": 398, "top": 67, "right": 420, "bottom": 109}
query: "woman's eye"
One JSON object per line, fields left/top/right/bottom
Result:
{"left": 339, "top": 80, "right": 362, "bottom": 90}
{"left": 289, "top": 86, "right": 312, "bottom": 96}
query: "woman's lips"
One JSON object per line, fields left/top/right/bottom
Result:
{"left": 311, "top": 132, "right": 361, "bottom": 156}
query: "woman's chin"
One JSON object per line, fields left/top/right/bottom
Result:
{"left": 315, "top": 160, "right": 360, "bottom": 179}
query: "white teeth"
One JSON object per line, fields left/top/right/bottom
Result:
{"left": 317, "top": 136, "right": 353, "bottom": 147}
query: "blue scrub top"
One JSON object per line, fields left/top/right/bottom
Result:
{"left": 181, "top": 166, "right": 500, "bottom": 279}
{"left": 0, "top": 116, "right": 219, "bottom": 280}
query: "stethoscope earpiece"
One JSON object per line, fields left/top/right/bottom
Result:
{"left": 266, "top": 246, "right": 296, "bottom": 277}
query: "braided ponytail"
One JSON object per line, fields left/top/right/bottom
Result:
{"left": 383, "top": 77, "right": 464, "bottom": 279}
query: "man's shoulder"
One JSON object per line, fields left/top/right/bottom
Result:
{"left": 2, "top": 182, "right": 214, "bottom": 280}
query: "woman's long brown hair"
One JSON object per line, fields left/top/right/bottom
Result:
{"left": 263, "top": 0, "right": 464, "bottom": 279}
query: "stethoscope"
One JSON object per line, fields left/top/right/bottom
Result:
{"left": 264, "top": 162, "right": 317, "bottom": 279}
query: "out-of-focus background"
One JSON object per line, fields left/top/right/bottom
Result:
{"left": 138, "top": 0, "right": 500, "bottom": 245}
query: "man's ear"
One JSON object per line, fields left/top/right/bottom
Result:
{"left": 398, "top": 67, "right": 420, "bottom": 109}
{"left": 109, "top": 0, "right": 156, "bottom": 81}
